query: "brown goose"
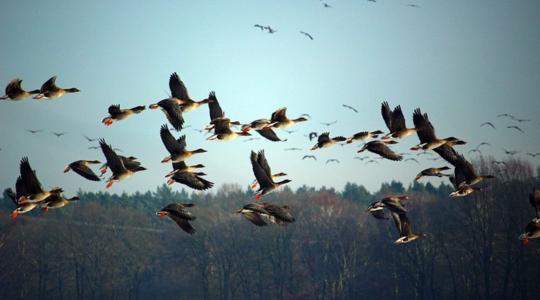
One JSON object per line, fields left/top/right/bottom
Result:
{"left": 357, "top": 140, "right": 403, "bottom": 161}
{"left": 207, "top": 117, "right": 251, "bottom": 141}
{"left": 237, "top": 202, "right": 270, "bottom": 226}
{"left": 250, "top": 172, "right": 288, "bottom": 190}
{"left": 167, "top": 170, "right": 214, "bottom": 191}
{"left": 205, "top": 91, "right": 241, "bottom": 131}
{"left": 0, "top": 79, "right": 39, "bottom": 100}
{"left": 99, "top": 155, "right": 141, "bottom": 175}
{"left": 18, "top": 157, "right": 63, "bottom": 203}
{"left": 33, "top": 76, "right": 80, "bottom": 99}
{"left": 311, "top": 132, "right": 347, "bottom": 150}
{"left": 40, "top": 194, "right": 80, "bottom": 212}
{"left": 411, "top": 108, "right": 466, "bottom": 150}
{"left": 102, "top": 104, "right": 145, "bottom": 126}
{"left": 157, "top": 203, "right": 196, "bottom": 234}
{"left": 149, "top": 99, "right": 185, "bottom": 131}
{"left": 99, "top": 139, "right": 146, "bottom": 188}
{"left": 4, "top": 177, "right": 40, "bottom": 219}
{"left": 346, "top": 130, "right": 384, "bottom": 144}
{"left": 381, "top": 102, "right": 416, "bottom": 139}
{"left": 64, "top": 160, "right": 101, "bottom": 181}
{"left": 160, "top": 124, "right": 207, "bottom": 163}
{"left": 392, "top": 212, "right": 428, "bottom": 244}
{"left": 270, "top": 107, "right": 308, "bottom": 129}
{"left": 167, "top": 73, "right": 210, "bottom": 113}
{"left": 250, "top": 150, "right": 291, "bottom": 200}
{"left": 519, "top": 189, "right": 540, "bottom": 245}
{"left": 414, "top": 166, "right": 451, "bottom": 181}
{"left": 165, "top": 161, "right": 205, "bottom": 178}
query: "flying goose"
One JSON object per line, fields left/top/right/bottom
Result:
{"left": 0, "top": 79, "right": 39, "bottom": 100}
{"left": 160, "top": 124, "right": 207, "bottom": 163}
{"left": 157, "top": 203, "right": 196, "bottom": 234}
{"left": 33, "top": 76, "right": 80, "bottom": 99}
{"left": 99, "top": 139, "right": 146, "bottom": 188}
{"left": 357, "top": 140, "right": 403, "bottom": 161}
{"left": 64, "top": 160, "right": 101, "bottom": 181}
{"left": 250, "top": 150, "right": 291, "bottom": 200}
{"left": 102, "top": 104, "right": 145, "bottom": 126}
{"left": 381, "top": 102, "right": 417, "bottom": 139}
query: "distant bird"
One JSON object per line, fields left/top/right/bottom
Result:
{"left": 322, "top": 2, "right": 332, "bottom": 8}
{"left": 33, "top": 76, "right": 80, "bottom": 100}
{"left": 526, "top": 152, "right": 540, "bottom": 158}
{"left": 415, "top": 166, "right": 451, "bottom": 181}
{"left": 381, "top": 102, "right": 417, "bottom": 139}
{"left": 27, "top": 129, "right": 42, "bottom": 134}
{"left": 497, "top": 113, "right": 515, "bottom": 119}
{"left": 342, "top": 104, "right": 358, "bottom": 113}
{"left": 406, "top": 4, "right": 420, "bottom": 8}
{"left": 270, "top": 107, "right": 308, "bottom": 129}
{"left": 368, "top": 0, "right": 376, "bottom": 2}
{"left": 18, "top": 157, "right": 64, "bottom": 204}
{"left": 0, "top": 79, "right": 39, "bottom": 100}
{"left": 254, "top": 24, "right": 265, "bottom": 31}
{"left": 416, "top": 151, "right": 433, "bottom": 156}
{"left": 284, "top": 147, "right": 302, "bottom": 151}
{"left": 512, "top": 117, "right": 530, "bottom": 123}
{"left": 263, "top": 26, "right": 277, "bottom": 33}
{"left": 391, "top": 212, "right": 428, "bottom": 244}
{"left": 160, "top": 124, "right": 207, "bottom": 163}
{"left": 88, "top": 146, "right": 100, "bottom": 150}
{"left": 83, "top": 134, "right": 98, "bottom": 142}
{"left": 365, "top": 159, "right": 379, "bottom": 165}
{"left": 320, "top": 120, "right": 337, "bottom": 127}
{"left": 503, "top": 149, "right": 519, "bottom": 156}
{"left": 102, "top": 104, "right": 145, "bottom": 126}
{"left": 167, "top": 169, "right": 213, "bottom": 191}
{"left": 519, "top": 189, "right": 540, "bottom": 245}
{"left": 346, "top": 130, "right": 384, "bottom": 144}
{"left": 243, "top": 137, "right": 261, "bottom": 143}
{"left": 477, "top": 142, "right": 491, "bottom": 148}
{"left": 354, "top": 156, "right": 368, "bottom": 161}
{"left": 283, "top": 129, "right": 297, "bottom": 134}
{"left": 308, "top": 132, "right": 318, "bottom": 141}
{"left": 404, "top": 158, "right": 420, "bottom": 164}
{"left": 468, "top": 149, "right": 482, "bottom": 155}
{"left": 157, "top": 203, "right": 196, "bottom": 234}
{"left": 250, "top": 150, "right": 291, "bottom": 200}
{"left": 326, "top": 159, "right": 340, "bottom": 164}
{"left": 411, "top": 108, "right": 466, "bottom": 150}
{"left": 299, "top": 31, "right": 314, "bottom": 40}
{"left": 64, "top": 160, "right": 101, "bottom": 181}
{"left": 480, "top": 122, "right": 496, "bottom": 129}
{"left": 51, "top": 131, "right": 67, "bottom": 137}
{"left": 427, "top": 157, "right": 440, "bottom": 161}
{"left": 192, "top": 128, "right": 205, "bottom": 133}
{"left": 358, "top": 140, "right": 403, "bottom": 161}
{"left": 99, "top": 139, "right": 146, "bottom": 188}
{"left": 311, "top": 132, "right": 347, "bottom": 150}
{"left": 507, "top": 125, "right": 524, "bottom": 133}
{"left": 302, "top": 155, "right": 317, "bottom": 160}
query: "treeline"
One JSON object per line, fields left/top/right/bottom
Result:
{"left": 0, "top": 158, "right": 539, "bottom": 299}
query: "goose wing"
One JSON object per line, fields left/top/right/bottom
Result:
{"left": 99, "top": 139, "right": 126, "bottom": 174}
{"left": 250, "top": 151, "right": 274, "bottom": 188}
{"left": 169, "top": 72, "right": 190, "bottom": 101}
{"left": 256, "top": 127, "right": 284, "bottom": 142}
{"left": 412, "top": 108, "right": 437, "bottom": 143}
{"left": 40, "top": 76, "right": 58, "bottom": 92}
{"left": 207, "top": 91, "right": 224, "bottom": 121}
{"left": 20, "top": 157, "right": 43, "bottom": 194}
{"left": 160, "top": 124, "right": 184, "bottom": 155}
{"left": 70, "top": 161, "right": 101, "bottom": 181}
{"left": 369, "top": 142, "right": 403, "bottom": 161}
{"left": 171, "top": 172, "right": 214, "bottom": 190}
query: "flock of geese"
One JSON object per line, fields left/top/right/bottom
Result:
{"left": 1, "top": 73, "right": 538, "bottom": 244}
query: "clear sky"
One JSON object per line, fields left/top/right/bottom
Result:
{"left": 1, "top": 0, "right": 540, "bottom": 195}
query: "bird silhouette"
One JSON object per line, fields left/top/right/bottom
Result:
{"left": 52, "top": 132, "right": 67, "bottom": 137}
{"left": 302, "top": 155, "right": 317, "bottom": 160}
{"left": 326, "top": 159, "right": 340, "bottom": 164}
{"left": 342, "top": 104, "right": 358, "bottom": 113}
{"left": 320, "top": 120, "right": 337, "bottom": 127}
{"left": 480, "top": 122, "right": 495, "bottom": 129}
{"left": 507, "top": 125, "right": 524, "bottom": 133}
{"left": 300, "top": 31, "right": 314, "bottom": 40}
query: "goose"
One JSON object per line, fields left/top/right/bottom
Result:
{"left": 357, "top": 140, "right": 403, "bottom": 161}
{"left": 64, "top": 160, "right": 101, "bottom": 181}
{"left": 149, "top": 99, "right": 184, "bottom": 131}
{"left": 519, "top": 189, "right": 540, "bottom": 245}
{"left": 167, "top": 170, "right": 213, "bottom": 191}
{"left": 381, "top": 102, "right": 417, "bottom": 139}
{"left": 18, "top": 157, "right": 63, "bottom": 203}
{"left": 311, "top": 132, "right": 346, "bottom": 150}
{"left": 392, "top": 212, "right": 428, "bottom": 244}
{"left": 346, "top": 130, "right": 384, "bottom": 143}
{"left": 157, "top": 203, "right": 196, "bottom": 234}
{"left": 33, "top": 76, "right": 79, "bottom": 99}
{"left": 99, "top": 139, "right": 145, "bottom": 188}
{"left": 207, "top": 117, "right": 251, "bottom": 141}
{"left": 160, "top": 124, "right": 207, "bottom": 162}
{"left": 4, "top": 177, "right": 40, "bottom": 219}
{"left": 0, "top": 79, "right": 39, "bottom": 100}
{"left": 40, "top": 194, "right": 80, "bottom": 212}
{"left": 102, "top": 104, "right": 145, "bottom": 126}
{"left": 411, "top": 108, "right": 466, "bottom": 150}
{"left": 237, "top": 202, "right": 269, "bottom": 226}
{"left": 250, "top": 150, "right": 291, "bottom": 200}
{"left": 270, "top": 107, "right": 308, "bottom": 129}
{"left": 165, "top": 161, "right": 205, "bottom": 178}
{"left": 250, "top": 172, "right": 288, "bottom": 190}
{"left": 415, "top": 166, "right": 451, "bottom": 181}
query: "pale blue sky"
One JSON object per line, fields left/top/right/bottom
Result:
{"left": 1, "top": 0, "right": 539, "bottom": 194}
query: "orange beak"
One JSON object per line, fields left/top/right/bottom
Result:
{"left": 522, "top": 238, "right": 530, "bottom": 246}
{"left": 42, "top": 207, "right": 49, "bottom": 213}
{"left": 106, "top": 181, "right": 113, "bottom": 189}
{"left": 255, "top": 193, "right": 262, "bottom": 201}
{"left": 10, "top": 211, "right": 18, "bottom": 220}
{"left": 158, "top": 212, "right": 167, "bottom": 219}
{"left": 100, "top": 166, "right": 108, "bottom": 175}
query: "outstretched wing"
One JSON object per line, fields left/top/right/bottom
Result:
{"left": 169, "top": 72, "right": 190, "bottom": 101}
